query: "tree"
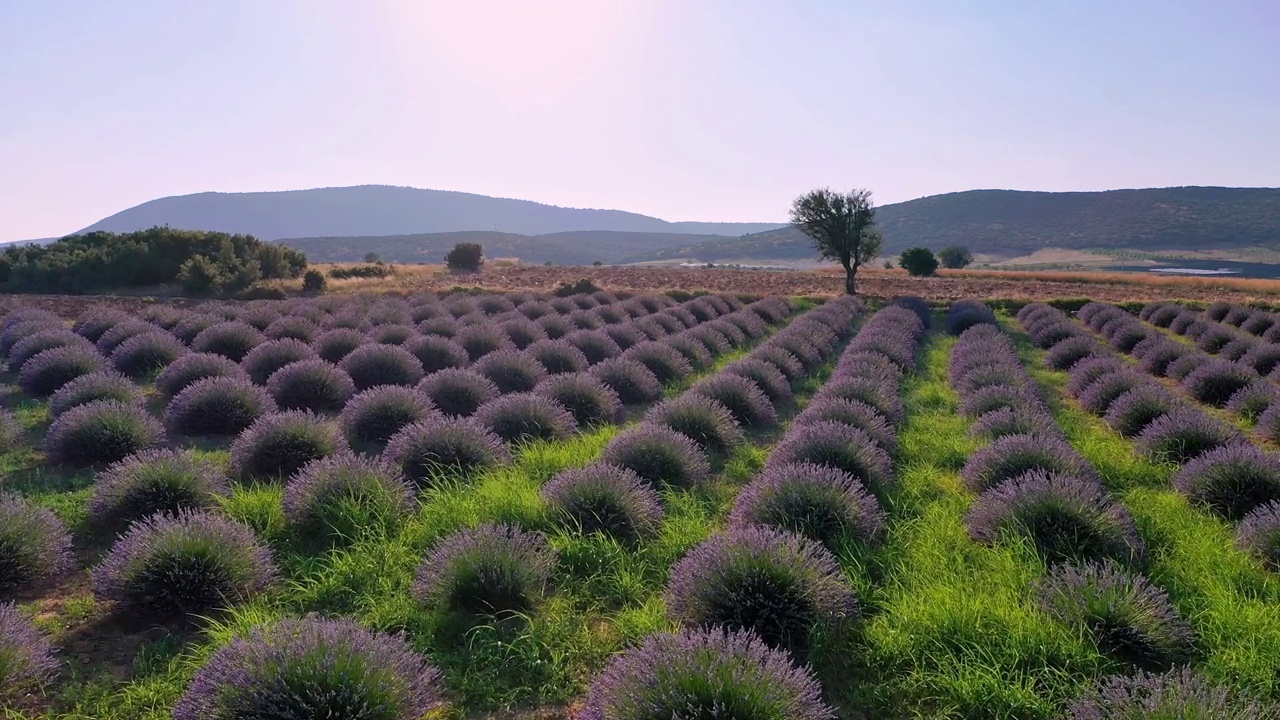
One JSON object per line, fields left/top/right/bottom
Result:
{"left": 789, "top": 188, "right": 881, "bottom": 294}
{"left": 302, "top": 269, "right": 327, "bottom": 292}
{"left": 445, "top": 243, "right": 483, "bottom": 272}
{"left": 363, "top": 251, "right": 382, "bottom": 263}
{"left": 938, "top": 245, "right": 973, "bottom": 269}
{"left": 899, "top": 247, "right": 939, "bottom": 277}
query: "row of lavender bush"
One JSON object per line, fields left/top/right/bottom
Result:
{"left": 1017, "top": 303, "right": 1279, "bottom": 577}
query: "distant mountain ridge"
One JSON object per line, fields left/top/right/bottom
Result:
{"left": 77, "top": 185, "right": 782, "bottom": 240}
{"left": 624, "top": 186, "right": 1280, "bottom": 263}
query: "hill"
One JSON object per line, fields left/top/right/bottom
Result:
{"left": 278, "top": 230, "right": 732, "bottom": 266}
{"left": 625, "top": 187, "right": 1280, "bottom": 264}
{"left": 78, "top": 185, "right": 781, "bottom": 240}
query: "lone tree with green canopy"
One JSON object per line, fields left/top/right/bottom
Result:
{"left": 789, "top": 188, "right": 881, "bottom": 295}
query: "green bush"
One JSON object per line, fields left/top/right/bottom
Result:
{"left": 302, "top": 269, "right": 327, "bottom": 292}
{"left": 554, "top": 278, "right": 602, "bottom": 297}
{"left": 899, "top": 247, "right": 939, "bottom": 277}
{"left": 328, "top": 264, "right": 391, "bottom": 279}
{"left": 938, "top": 245, "right": 973, "bottom": 269}
{"left": 445, "top": 243, "right": 483, "bottom": 272}
{"left": 0, "top": 227, "right": 306, "bottom": 294}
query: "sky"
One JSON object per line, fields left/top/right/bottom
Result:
{"left": 2, "top": 0, "right": 1279, "bottom": 242}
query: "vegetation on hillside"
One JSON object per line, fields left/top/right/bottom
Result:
{"left": 0, "top": 227, "right": 306, "bottom": 295}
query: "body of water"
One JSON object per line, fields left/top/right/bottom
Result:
{"left": 1102, "top": 258, "right": 1280, "bottom": 279}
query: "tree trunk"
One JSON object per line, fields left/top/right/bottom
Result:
{"left": 844, "top": 263, "right": 857, "bottom": 295}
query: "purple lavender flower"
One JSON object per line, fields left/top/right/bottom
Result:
{"left": 540, "top": 464, "right": 663, "bottom": 543}
{"left": 340, "top": 385, "right": 437, "bottom": 447}
{"left": 1181, "top": 359, "right": 1258, "bottom": 407}
{"left": 599, "top": 424, "right": 710, "bottom": 490}
{"left": 265, "top": 358, "right": 355, "bottom": 413}
{"left": 88, "top": 449, "right": 231, "bottom": 530}
{"left": 1038, "top": 562, "right": 1194, "bottom": 670}
{"left": 417, "top": 368, "right": 499, "bottom": 417}
{"left": 0, "top": 602, "right": 58, "bottom": 704}
{"left": 191, "top": 321, "right": 265, "bottom": 362}
{"left": 472, "top": 348, "right": 548, "bottom": 394}
{"left": 689, "top": 373, "right": 778, "bottom": 428}
{"left": 1066, "top": 357, "right": 1133, "bottom": 397}
{"left": 229, "top": 411, "right": 345, "bottom": 480}
{"left": 8, "top": 329, "right": 95, "bottom": 372}
{"left": 45, "top": 399, "right": 164, "bottom": 467}
{"left": 965, "top": 470, "right": 1144, "bottom": 566}
{"left": 1078, "top": 372, "right": 1150, "bottom": 415}
{"left": 339, "top": 343, "right": 425, "bottom": 391}
{"left": 165, "top": 376, "right": 276, "bottom": 437}
{"left": 91, "top": 509, "right": 276, "bottom": 615}
{"left": 382, "top": 416, "right": 510, "bottom": 487}
{"left": 413, "top": 523, "right": 555, "bottom": 616}
{"left": 796, "top": 397, "right": 899, "bottom": 456}
{"left": 239, "top": 338, "right": 317, "bottom": 385}
{"left": 1137, "top": 407, "right": 1243, "bottom": 464}
{"left": 665, "top": 525, "right": 859, "bottom": 655}
{"left": 1103, "top": 385, "right": 1178, "bottom": 437}
{"left": 17, "top": 344, "right": 109, "bottom": 396}
{"left": 284, "top": 453, "right": 414, "bottom": 548}
{"left": 1173, "top": 443, "right": 1280, "bottom": 520}
{"left": 473, "top": 392, "right": 577, "bottom": 444}
{"left": 646, "top": 394, "right": 744, "bottom": 454}
{"left": 970, "top": 406, "right": 1062, "bottom": 442}
{"left": 109, "top": 331, "right": 185, "bottom": 378}
{"left": 47, "top": 370, "right": 142, "bottom": 418}
{"left": 313, "top": 327, "right": 365, "bottom": 363}
{"left": 1045, "top": 335, "right": 1106, "bottom": 371}
{"left": 770, "top": 420, "right": 895, "bottom": 500}
{"left": 752, "top": 344, "right": 804, "bottom": 382}
{"left": 155, "top": 351, "right": 247, "bottom": 398}
{"left": 0, "top": 492, "right": 73, "bottom": 595}
{"left": 589, "top": 357, "right": 663, "bottom": 405}
{"left": 1063, "top": 668, "right": 1274, "bottom": 719}
{"left": 1237, "top": 500, "right": 1280, "bottom": 571}
{"left": 729, "top": 462, "right": 886, "bottom": 550}
{"left": 456, "top": 324, "right": 514, "bottom": 362}
{"left": 174, "top": 616, "right": 444, "bottom": 720}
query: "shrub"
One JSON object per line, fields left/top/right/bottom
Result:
{"left": 339, "top": 343, "right": 425, "bottom": 391}
{"left": 265, "top": 359, "right": 355, "bottom": 413}
{"left": 239, "top": 338, "right": 317, "bottom": 386}
{"left": 959, "top": 383, "right": 1037, "bottom": 419}
{"left": 1140, "top": 342, "right": 1189, "bottom": 377}
{"left": 937, "top": 245, "right": 973, "bottom": 269}
{"left": 229, "top": 411, "right": 345, "bottom": 480}
{"left": 1104, "top": 386, "right": 1178, "bottom": 437}
{"left": 623, "top": 341, "right": 693, "bottom": 384}
{"left": 174, "top": 616, "right": 443, "bottom": 720}
{"left": 971, "top": 407, "right": 1060, "bottom": 441}
{"left": 0, "top": 601, "right": 58, "bottom": 704}
{"left": 541, "top": 464, "right": 663, "bottom": 543}
{"left": 155, "top": 352, "right": 247, "bottom": 398}
{"left": 533, "top": 373, "right": 621, "bottom": 427}
{"left": 1196, "top": 325, "right": 1237, "bottom": 354}
{"left": 417, "top": 368, "right": 499, "bottom": 417}
{"left": 536, "top": 313, "right": 574, "bottom": 339}
{"left": 1166, "top": 352, "right": 1210, "bottom": 381}
{"left": 1182, "top": 360, "right": 1258, "bottom": 407}
{"left": 1045, "top": 336, "right": 1105, "bottom": 370}
{"left": 822, "top": 376, "right": 903, "bottom": 425}
{"left": 17, "top": 345, "right": 108, "bottom": 396}
{"left": 663, "top": 334, "right": 715, "bottom": 371}
{"left": 590, "top": 357, "right": 663, "bottom": 405}
{"left": 301, "top": 268, "right": 327, "bottom": 292}
{"left": 665, "top": 526, "right": 858, "bottom": 655}
{"left": 191, "top": 322, "right": 265, "bottom": 362}
{"left": 581, "top": 627, "right": 834, "bottom": 720}
{"left": 1080, "top": 372, "right": 1151, "bottom": 416}
{"left": 88, "top": 449, "right": 230, "bottom": 533}
{"left": 110, "top": 332, "right": 185, "bottom": 378}
{"left": 172, "top": 314, "right": 224, "bottom": 344}
{"left": 961, "top": 434, "right": 1097, "bottom": 492}
{"left": 47, "top": 371, "right": 141, "bottom": 419}
{"left": 947, "top": 300, "right": 996, "bottom": 335}
{"left": 768, "top": 421, "right": 894, "bottom": 500}
{"left": 1237, "top": 501, "right": 1280, "bottom": 571}
{"left": 401, "top": 335, "right": 468, "bottom": 375}
{"left": 382, "top": 417, "right": 510, "bottom": 487}
{"left": 474, "top": 393, "right": 577, "bottom": 444}
{"left": 455, "top": 324, "right": 511, "bottom": 362}
{"left": 165, "top": 376, "right": 275, "bottom": 437}
{"left": 690, "top": 374, "right": 778, "bottom": 428}
{"left": 45, "top": 400, "right": 163, "bottom": 467}
{"left": 526, "top": 339, "right": 589, "bottom": 375}
{"left": 1063, "top": 669, "right": 1273, "bottom": 719}
{"left": 569, "top": 309, "right": 606, "bottom": 330}
{"left": 899, "top": 247, "right": 939, "bottom": 276}
{"left": 0, "top": 493, "right": 72, "bottom": 595}
{"left": 1172, "top": 443, "right": 1280, "bottom": 520}
{"left": 73, "top": 308, "right": 133, "bottom": 342}
{"left": 729, "top": 462, "right": 885, "bottom": 550}
{"left": 600, "top": 425, "right": 710, "bottom": 490}
{"left": 1109, "top": 324, "right": 1150, "bottom": 353}
{"left": 1066, "top": 357, "right": 1131, "bottom": 396}
{"left": 1137, "top": 407, "right": 1242, "bottom": 464}
{"left": 413, "top": 524, "right": 554, "bottom": 616}
{"left": 264, "top": 315, "right": 319, "bottom": 343}
{"left": 471, "top": 349, "right": 546, "bottom": 394}
{"left": 1241, "top": 343, "right": 1280, "bottom": 375}
{"left": 445, "top": 242, "right": 483, "bottom": 271}
{"left": 93, "top": 321, "right": 159, "bottom": 358}
{"left": 1033, "top": 322, "right": 1082, "bottom": 350}
{"left": 313, "top": 328, "right": 365, "bottom": 363}
{"left": 1037, "top": 563, "right": 1194, "bottom": 670}
{"left": 724, "top": 358, "right": 793, "bottom": 405}
{"left": 91, "top": 509, "right": 275, "bottom": 615}
{"left": 283, "top": 454, "right": 415, "bottom": 548}
{"left": 648, "top": 395, "right": 743, "bottom": 454}
{"left": 341, "top": 386, "right": 437, "bottom": 448}
{"left": 566, "top": 330, "right": 622, "bottom": 365}
{"left": 370, "top": 324, "right": 414, "bottom": 346}
{"left": 797, "top": 397, "right": 899, "bottom": 456}
{"left": 1226, "top": 381, "right": 1280, "bottom": 421}
{"left": 602, "top": 323, "right": 647, "bottom": 351}
{"left": 966, "top": 470, "right": 1144, "bottom": 565}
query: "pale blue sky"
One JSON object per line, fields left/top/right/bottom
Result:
{"left": 2, "top": 0, "right": 1278, "bottom": 241}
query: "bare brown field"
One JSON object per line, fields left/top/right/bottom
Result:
{"left": 4, "top": 262, "right": 1279, "bottom": 319}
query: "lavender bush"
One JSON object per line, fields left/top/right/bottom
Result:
{"left": 540, "top": 464, "right": 663, "bottom": 543}
{"left": 45, "top": 399, "right": 163, "bottom": 467}
{"left": 413, "top": 523, "right": 555, "bottom": 616}
{"left": 729, "top": 462, "right": 886, "bottom": 550}
{"left": 0, "top": 492, "right": 72, "bottom": 595}
{"left": 89, "top": 449, "right": 231, "bottom": 530}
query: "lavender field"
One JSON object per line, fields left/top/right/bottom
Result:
{"left": 0, "top": 290, "right": 1277, "bottom": 719}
